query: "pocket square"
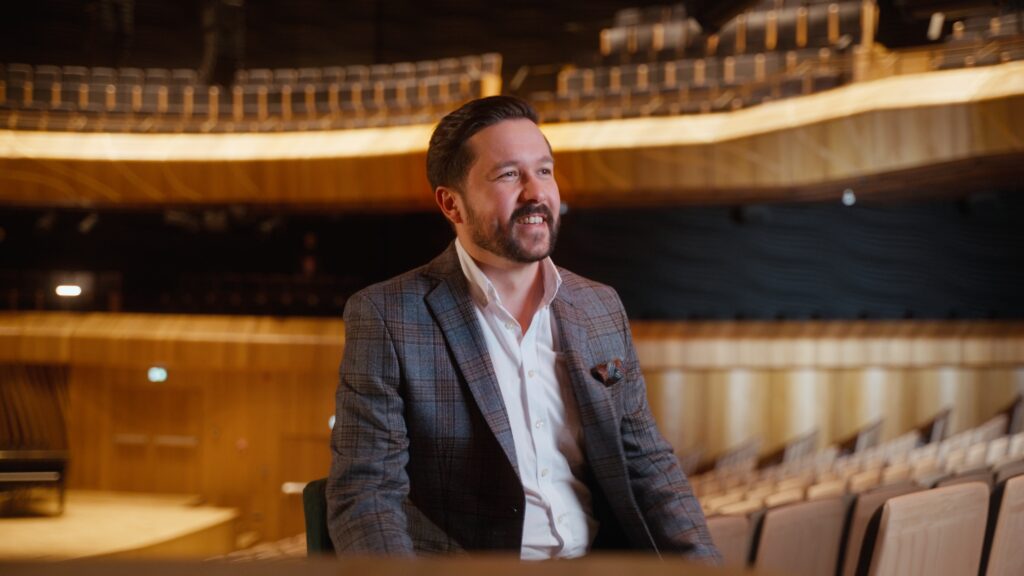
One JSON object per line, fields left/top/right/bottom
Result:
{"left": 591, "top": 358, "right": 624, "bottom": 386}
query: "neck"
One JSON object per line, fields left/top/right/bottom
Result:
{"left": 460, "top": 240, "right": 546, "bottom": 331}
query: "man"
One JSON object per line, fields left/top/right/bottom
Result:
{"left": 328, "top": 95, "right": 719, "bottom": 562}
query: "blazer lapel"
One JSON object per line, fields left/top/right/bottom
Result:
{"left": 553, "top": 281, "right": 657, "bottom": 551}
{"left": 551, "top": 286, "right": 625, "bottom": 465}
{"left": 424, "top": 247, "right": 520, "bottom": 479}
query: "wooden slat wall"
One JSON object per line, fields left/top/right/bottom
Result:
{"left": 1, "top": 61, "right": 1022, "bottom": 209}
{"left": 1, "top": 312, "right": 1022, "bottom": 542}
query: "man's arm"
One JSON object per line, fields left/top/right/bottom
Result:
{"left": 327, "top": 292, "right": 416, "bottom": 555}
{"left": 614, "top": 301, "right": 722, "bottom": 563}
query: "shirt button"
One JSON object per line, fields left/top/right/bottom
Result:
{"left": 527, "top": 369, "right": 536, "bottom": 378}
{"left": 540, "top": 468, "right": 549, "bottom": 478}
{"left": 557, "top": 513, "right": 566, "bottom": 524}
{"left": 534, "top": 420, "right": 545, "bottom": 429}
{"left": 504, "top": 322, "right": 513, "bottom": 330}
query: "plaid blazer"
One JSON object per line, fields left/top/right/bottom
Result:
{"left": 328, "top": 244, "right": 719, "bottom": 562}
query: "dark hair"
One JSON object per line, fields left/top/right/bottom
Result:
{"left": 426, "top": 95, "right": 539, "bottom": 192}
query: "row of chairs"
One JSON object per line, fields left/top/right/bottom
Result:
{"left": 532, "top": 49, "right": 845, "bottom": 122}
{"left": 699, "top": 430, "right": 1024, "bottom": 517}
{"left": 691, "top": 405, "right": 1024, "bottom": 574}
{"left": 600, "top": 1, "right": 864, "bottom": 62}
{"left": 1, "top": 73, "right": 490, "bottom": 133}
{"left": 234, "top": 53, "right": 500, "bottom": 87}
{"left": 707, "top": 476, "right": 1023, "bottom": 575}
{"left": 932, "top": 19, "right": 1024, "bottom": 70}
{"left": 0, "top": 53, "right": 501, "bottom": 132}
{"left": 2, "top": 63, "right": 197, "bottom": 91}
{"left": 1, "top": 53, "right": 500, "bottom": 92}
{"left": 559, "top": 48, "right": 842, "bottom": 97}
{"left": 610, "top": 0, "right": 843, "bottom": 28}
{"left": 693, "top": 405, "right": 1019, "bottom": 502}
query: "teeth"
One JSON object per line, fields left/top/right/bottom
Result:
{"left": 518, "top": 215, "right": 544, "bottom": 224}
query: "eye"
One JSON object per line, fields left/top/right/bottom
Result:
{"left": 497, "top": 170, "right": 518, "bottom": 180}
{"left": 538, "top": 167, "right": 553, "bottom": 176}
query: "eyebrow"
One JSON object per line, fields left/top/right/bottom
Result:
{"left": 489, "top": 156, "right": 554, "bottom": 172}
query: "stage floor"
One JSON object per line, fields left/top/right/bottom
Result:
{"left": 0, "top": 490, "right": 238, "bottom": 560}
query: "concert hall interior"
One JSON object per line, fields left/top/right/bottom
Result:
{"left": 2, "top": 0, "right": 1024, "bottom": 574}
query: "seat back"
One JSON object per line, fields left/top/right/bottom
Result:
{"left": 982, "top": 475, "right": 1024, "bottom": 576}
{"left": 936, "top": 469, "right": 994, "bottom": 490}
{"left": 753, "top": 497, "right": 846, "bottom": 576}
{"left": 302, "top": 478, "right": 334, "bottom": 555}
{"left": 706, "top": 514, "right": 750, "bottom": 567}
{"left": 994, "top": 457, "right": 1024, "bottom": 485}
{"left": 860, "top": 482, "right": 989, "bottom": 576}
{"left": 840, "top": 481, "right": 921, "bottom": 576}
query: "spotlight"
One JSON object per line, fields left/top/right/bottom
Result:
{"left": 842, "top": 189, "right": 856, "bottom": 206}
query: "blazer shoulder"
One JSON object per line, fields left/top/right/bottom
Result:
{"left": 557, "top": 267, "right": 625, "bottom": 314}
{"left": 343, "top": 263, "right": 438, "bottom": 319}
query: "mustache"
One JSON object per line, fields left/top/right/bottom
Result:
{"left": 510, "top": 204, "right": 554, "bottom": 223}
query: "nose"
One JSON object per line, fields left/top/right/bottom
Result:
{"left": 519, "top": 173, "right": 556, "bottom": 205}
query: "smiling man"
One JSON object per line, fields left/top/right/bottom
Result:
{"left": 328, "top": 96, "right": 719, "bottom": 562}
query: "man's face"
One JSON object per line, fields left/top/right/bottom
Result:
{"left": 454, "top": 118, "right": 560, "bottom": 265}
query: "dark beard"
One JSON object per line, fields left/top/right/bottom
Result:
{"left": 469, "top": 203, "right": 559, "bottom": 263}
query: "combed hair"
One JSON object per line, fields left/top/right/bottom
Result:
{"left": 426, "top": 95, "right": 539, "bottom": 192}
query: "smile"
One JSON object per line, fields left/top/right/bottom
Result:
{"left": 516, "top": 215, "right": 546, "bottom": 225}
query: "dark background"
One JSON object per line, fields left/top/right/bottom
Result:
{"left": 4, "top": 189, "right": 1023, "bottom": 319}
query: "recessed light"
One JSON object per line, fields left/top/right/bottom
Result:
{"left": 55, "top": 285, "right": 82, "bottom": 297}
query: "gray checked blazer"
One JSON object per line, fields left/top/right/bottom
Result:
{"left": 327, "top": 243, "right": 719, "bottom": 562}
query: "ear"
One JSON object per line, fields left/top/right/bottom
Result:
{"left": 435, "top": 186, "right": 464, "bottom": 225}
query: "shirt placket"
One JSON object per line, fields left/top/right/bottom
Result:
{"left": 523, "top": 309, "right": 578, "bottom": 552}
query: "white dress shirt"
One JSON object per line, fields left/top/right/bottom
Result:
{"left": 455, "top": 239, "right": 598, "bottom": 559}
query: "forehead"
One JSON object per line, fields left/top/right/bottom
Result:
{"left": 466, "top": 119, "right": 552, "bottom": 167}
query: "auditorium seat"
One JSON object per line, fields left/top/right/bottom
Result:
{"left": 840, "top": 481, "right": 922, "bottom": 576}
{"left": 90, "top": 66, "right": 116, "bottom": 85}
{"left": 118, "top": 67, "right": 144, "bottom": 86}
{"left": 61, "top": 65, "right": 88, "bottom": 87}
{"left": 994, "top": 457, "right": 1024, "bottom": 485}
{"left": 980, "top": 474, "right": 1024, "bottom": 575}
{"left": 144, "top": 67, "right": 171, "bottom": 85}
{"left": 854, "top": 482, "right": 989, "bottom": 576}
{"left": 763, "top": 486, "right": 805, "bottom": 508}
{"left": 918, "top": 408, "right": 953, "bottom": 444}
{"left": 752, "top": 496, "right": 846, "bottom": 576}
{"left": 705, "top": 514, "right": 750, "bottom": 567}
{"left": 807, "top": 478, "right": 846, "bottom": 500}
{"left": 302, "top": 477, "right": 333, "bottom": 555}
{"left": 272, "top": 68, "right": 299, "bottom": 85}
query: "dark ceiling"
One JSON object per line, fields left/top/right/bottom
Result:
{"left": 0, "top": 1, "right": 682, "bottom": 72}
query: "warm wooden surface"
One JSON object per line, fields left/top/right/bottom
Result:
{"left": 0, "top": 490, "right": 237, "bottom": 560}
{"left": 0, "top": 555, "right": 763, "bottom": 576}
{"left": 0, "top": 61, "right": 1021, "bottom": 208}
{"left": 1, "top": 312, "right": 1021, "bottom": 542}
{"left": 0, "top": 312, "right": 345, "bottom": 371}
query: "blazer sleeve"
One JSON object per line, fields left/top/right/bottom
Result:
{"left": 327, "top": 291, "right": 416, "bottom": 555}
{"left": 614, "top": 299, "right": 722, "bottom": 564}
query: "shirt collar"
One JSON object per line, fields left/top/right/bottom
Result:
{"left": 455, "top": 238, "right": 562, "bottom": 310}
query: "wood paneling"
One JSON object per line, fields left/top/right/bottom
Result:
{"left": 1, "top": 312, "right": 1022, "bottom": 541}
{"left": 1, "top": 62, "right": 1022, "bottom": 209}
